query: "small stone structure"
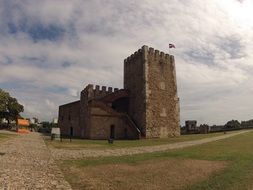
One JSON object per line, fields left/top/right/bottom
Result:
{"left": 185, "top": 120, "right": 197, "bottom": 133}
{"left": 51, "top": 127, "right": 61, "bottom": 140}
{"left": 199, "top": 124, "right": 210, "bottom": 134}
{"left": 209, "top": 125, "right": 224, "bottom": 132}
{"left": 58, "top": 45, "right": 180, "bottom": 139}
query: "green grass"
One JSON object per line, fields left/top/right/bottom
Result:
{"left": 62, "top": 130, "right": 253, "bottom": 190}
{"left": 46, "top": 131, "right": 231, "bottom": 150}
{"left": 0, "top": 132, "right": 17, "bottom": 142}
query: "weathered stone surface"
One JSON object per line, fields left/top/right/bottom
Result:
{"left": 124, "top": 46, "right": 180, "bottom": 138}
{"left": 0, "top": 132, "right": 72, "bottom": 189}
{"left": 59, "top": 45, "right": 180, "bottom": 139}
{"left": 58, "top": 101, "right": 81, "bottom": 137}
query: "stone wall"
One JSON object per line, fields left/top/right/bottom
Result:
{"left": 59, "top": 45, "right": 180, "bottom": 139}
{"left": 89, "top": 106, "right": 139, "bottom": 139}
{"left": 80, "top": 86, "right": 91, "bottom": 138}
{"left": 145, "top": 47, "right": 180, "bottom": 137}
{"left": 58, "top": 101, "right": 81, "bottom": 137}
{"left": 124, "top": 45, "right": 180, "bottom": 138}
{"left": 185, "top": 120, "right": 197, "bottom": 132}
{"left": 124, "top": 48, "right": 146, "bottom": 136}
{"left": 81, "top": 84, "right": 119, "bottom": 101}
{"left": 80, "top": 84, "right": 122, "bottom": 138}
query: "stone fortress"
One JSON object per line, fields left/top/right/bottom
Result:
{"left": 58, "top": 45, "right": 180, "bottom": 139}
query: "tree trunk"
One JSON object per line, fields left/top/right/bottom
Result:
{"left": 7, "top": 118, "right": 10, "bottom": 129}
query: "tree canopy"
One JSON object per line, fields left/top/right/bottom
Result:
{"left": 0, "top": 89, "right": 24, "bottom": 124}
{"left": 225, "top": 120, "right": 241, "bottom": 128}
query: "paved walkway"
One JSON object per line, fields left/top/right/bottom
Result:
{"left": 51, "top": 130, "right": 251, "bottom": 160}
{"left": 0, "top": 132, "right": 72, "bottom": 190}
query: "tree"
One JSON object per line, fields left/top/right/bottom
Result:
{"left": 6, "top": 96, "right": 24, "bottom": 125}
{"left": 0, "top": 89, "right": 24, "bottom": 126}
{"left": 224, "top": 120, "right": 241, "bottom": 129}
{"left": 0, "top": 89, "right": 9, "bottom": 115}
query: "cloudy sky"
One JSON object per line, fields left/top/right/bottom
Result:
{"left": 0, "top": 0, "right": 253, "bottom": 125}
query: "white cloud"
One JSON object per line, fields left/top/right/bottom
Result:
{"left": 0, "top": 0, "right": 253, "bottom": 124}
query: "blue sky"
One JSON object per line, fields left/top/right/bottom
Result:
{"left": 0, "top": 0, "right": 253, "bottom": 125}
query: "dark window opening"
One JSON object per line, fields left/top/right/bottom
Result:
{"left": 124, "top": 128, "right": 128, "bottom": 139}
{"left": 70, "top": 127, "right": 73, "bottom": 136}
{"left": 110, "top": 125, "right": 115, "bottom": 139}
{"left": 111, "top": 97, "right": 129, "bottom": 113}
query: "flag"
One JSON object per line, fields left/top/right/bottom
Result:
{"left": 169, "top": 43, "right": 176, "bottom": 48}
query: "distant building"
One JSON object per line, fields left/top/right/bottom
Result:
{"left": 29, "top": 117, "right": 39, "bottom": 125}
{"left": 241, "top": 119, "right": 253, "bottom": 128}
{"left": 29, "top": 118, "right": 35, "bottom": 124}
{"left": 17, "top": 119, "right": 30, "bottom": 128}
{"left": 209, "top": 125, "right": 224, "bottom": 132}
{"left": 58, "top": 45, "right": 180, "bottom": 139}
{"left": 199, "top": 124, "right": 210, "bottom": 134}
{"left": 52, "top": 118, "right": 58, "bottom": 124}
{"left": 185, "top": 120, "right": 197, "bottom": 132}
{"left": 16, "top": 119, "right": 30, "bottom": 133}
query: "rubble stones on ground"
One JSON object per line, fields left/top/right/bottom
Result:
{"left": 0, "top": 132, "right": 72, "bottom": 190}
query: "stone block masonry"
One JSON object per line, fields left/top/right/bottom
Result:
{"left": 124, "top": 45, "right": 180, "bottom": 138}
{"left": 59, "top": 45, "right": 180, "bottom": 139}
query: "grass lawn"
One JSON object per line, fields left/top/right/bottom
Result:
{"left": 59, "top": 130, "right": 253, "bottom": 190}
{"left": 45, "top": 131, "right": 233, "bottom": 150}
{"left": 0, "top": 132, "right": 17, "bottom": 143}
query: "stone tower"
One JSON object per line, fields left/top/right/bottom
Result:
{"left": 124, "top": 45, "right": 180, "bottom": 138}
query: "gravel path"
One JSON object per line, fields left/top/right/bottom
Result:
{"left": 51, "top": 130, "right": 251, "bottom": 160}
{"left": 0, "top": 132, "right": 72, "bottom": 190}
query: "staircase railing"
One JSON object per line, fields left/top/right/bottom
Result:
{"left": 122, "top": 113, "right": 141, "bottom": 139}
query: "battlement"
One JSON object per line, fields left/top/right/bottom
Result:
{"left": 81, "top": 84, "right": 120, "bottom": 100}
{"left": 59, "top": 44, "right": 180, "bottom": 140}
{"left": 124, "top": 45, "right": 175, "bottom": 64}
{"left": 124, "top": 48, "right": 143, "bottom": 64}
{"left": 148, "top": 47, "right": 175, "bottom": 63}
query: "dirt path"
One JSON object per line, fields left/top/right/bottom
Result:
{"left": 0, "top": 132, "right": 72, "bottom": 190}
{"left": 51, "top": 130, "right": 251, "bottom": 160}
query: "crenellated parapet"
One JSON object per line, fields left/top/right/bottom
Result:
{"left": 124, "top": 45, "right": 180, "bottom": 138}
{"left": 124, "top": 45, "right": 175, "bottom": 65}
{"left": 124, "top": 48, "right": 143, "bottom": 65}
{"left": 81, "top": 84, "right": 120, "bottom": 101}
{"left": 59, "top": 44, "right": 180, "bottom": 139}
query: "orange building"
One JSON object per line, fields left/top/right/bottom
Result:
{"left": 17, "top": 119, "right": 30, "bottom": 134}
